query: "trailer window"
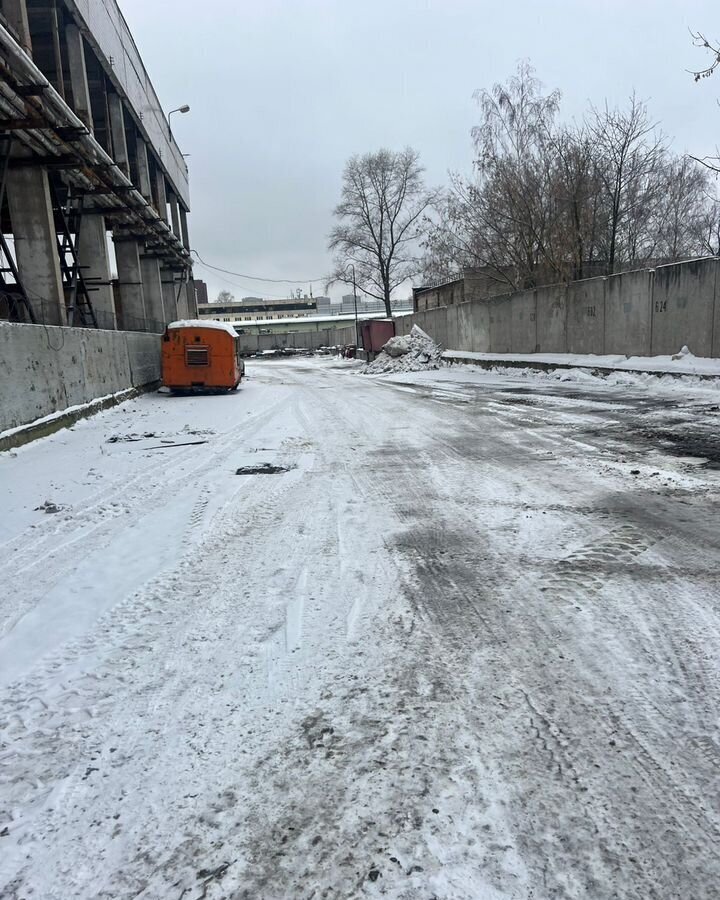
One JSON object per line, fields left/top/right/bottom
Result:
{"left": 186, "top": 346, "right": 209, "bottom": 367}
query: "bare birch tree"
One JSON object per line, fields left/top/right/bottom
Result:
{"left": 423, "top": 63, "right": 717, "bottom": 290}
{"left": 329, "top": 148, "right": 436, "bottom": 316}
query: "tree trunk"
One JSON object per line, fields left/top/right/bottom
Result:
{"left": 383, "top": 283, "right": 392, "bottom": 318}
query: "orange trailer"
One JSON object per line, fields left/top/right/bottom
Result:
{"left": 162, "top": 320, "right": 245, "bottom": 392}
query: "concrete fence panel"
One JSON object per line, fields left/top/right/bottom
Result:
{"left": 395, "top": 315, "right": 413, "bottom": 337}
{"left": 238, "top": 333, "right": 259, "bottom": 354}
{"left": 456, "top": 302, "right": 474, "bottom": 352}
{"left": 470, "top": 299, "right": 491, "bottom": 352}
{"left": 511, "top": 289, "right": 537, "bottom": 353}
{"left": 536, "top": 285, "right": 567, "bottom": 352}
{"left": 605, "top": 269, "right": 653, "bottom": 356}
{"left": 651, "top": 258, "right": 717, "bottom": 357}
{"left": 489, "top": 296, "right": 512, "bottom": 353}
{"left": 421, "top": 306, "right": 448, "bottom": 348}
{"left": 567, "top": 277, "right": 606, "bottom": 355}
{"left": 446, "top": 305, "right": 460, "bottom": 350}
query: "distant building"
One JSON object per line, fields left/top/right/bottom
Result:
{"left": 198, "top": 296, "right": 317, "bottom": 323}
{"left": 193, "top": 280, "right": 209, "bottom": 306}
{"left": 313, "top": 296, "right": 332, "bottom": 315}
{"left": 341, "top": 293, "right": 357, "bottom": 314}
{"left": 413, "top": 267, "right": 514, "bottom": 312}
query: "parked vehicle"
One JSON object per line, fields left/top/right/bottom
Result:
{"left": 162, "top": 320, "right": 245, "bottom": 392}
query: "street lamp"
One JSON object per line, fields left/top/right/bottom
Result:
{"left": 168, "top": 104, "right": 190, "bottom": 136}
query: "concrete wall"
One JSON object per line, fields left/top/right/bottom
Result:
{"left": 604, "top": 269, "right": 653, "bottom": 356}
{"left": 470, "top": 299, "right": 491, "bottom": 352}
{"left": 511, "top": 289, "right": 537, "bottom": 353}
{"left": 535, "top": 285, "right": 567, "bottom": 352}
{"left": 456, "top": 302, "right": 474, "bottom": 352}
{"left": 236, "top": 325, "right": 356, "bottom": 355}
{"left": 489, "top": 297, "right": 512, "bottom": 353}
{"left": 397, "top": 257, "right": 720, "bottom": 360}
{"left": 0, "top": 323, "right": 160, "bottom": 433}
{"left": 651, "top": 259, "right": 716, "bottom": 357}
{"left": 567, "top": 277, "right": 606, "bottom": 355}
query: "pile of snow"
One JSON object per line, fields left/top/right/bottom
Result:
{"left": 364, "top": 325, "right": 443, "bottom": 374}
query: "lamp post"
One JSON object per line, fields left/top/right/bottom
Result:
{"left": 168, "top": 104, "right": 190, "bottom": 136}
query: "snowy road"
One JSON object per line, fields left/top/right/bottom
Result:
{"left": 1, "top": 358, "right": 720, "bottom": 899}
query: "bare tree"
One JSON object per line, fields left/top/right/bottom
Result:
{"left": 215, "top": 289, "right": 235, "bottom": 304}
{"left": 653, "top": 157, "right": 711, "bottom": 259}
{"left": 329, "top": 148, "right": 436, "bottom": 316}
{"left": 690, "top": 31, "right": 720, "bottom": 81}
{"left": 688, "top": 31, "right": 720, "bottom": 172}
{"left": 588, "top": 95, "right": 667, "bottom": 273}
{"left": 423, "top": 64, "right": 718, "bottom": 293}
{"left": 423, "top": 63, "right": 564, "bottom": 290}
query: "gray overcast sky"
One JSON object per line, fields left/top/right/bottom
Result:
{"left": 120, "top": 0, "right": 719, "bottom": 302}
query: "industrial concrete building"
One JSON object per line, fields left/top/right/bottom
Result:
{"left": 198, "top": 296, "right": 319, "bottom": 323}
{"left": 0, "top": 0, "right": 195, "bottom": 332}
{"left": 413, "top": 267, "right": 516, "bottom": 312}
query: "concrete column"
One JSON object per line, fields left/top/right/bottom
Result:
{"left": 154, "top": 169, "right": 168, "bottom": 222}
{"left": 2, "top": 0, "right": 32, "bottom": 55}
{"left": 6, "top": 166, "right": 66, "bottom": 325}
{"left": 161, "top": 268, "right": 180, "bottom": 321}
{"left": 135, "top": 136, "right": 152, "bottom": 202}
{"left": 65, "top": 23, "right": 93, "bottom": 130}
{"left": 113, "top": 236, "right": 145, "bottom": 330}
{"left": 179, "top": 207, "right": 190, "bottom": 250}
{"left": 77, "top": 214, "right": 114, "bottom": 328}
{"left": 108, "top": 94, "right": 129, "bottom": 177}
{"left": 185, "top": 278, "right": 197, "bottom": 318}
{"left": 168, "top": 192, "right": 181, "bottom": 239}
{"left": 140, "top": 256, "right": 165, "bottom": 329}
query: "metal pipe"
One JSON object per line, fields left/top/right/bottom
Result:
{"left": 0, "top": 23, "right": 189, "bottom": 264}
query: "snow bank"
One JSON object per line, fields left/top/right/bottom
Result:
{"left": 167, "top": 319, "right": 238, "bottom": 337}
{"left": 443, "top": 346, "right": 720, "bottom": 378}
{"left": 364, "top": 325, "right": 443, "bottom": 374}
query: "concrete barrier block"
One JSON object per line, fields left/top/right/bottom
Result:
{"left": 651, "top": 258, "right": 716, "bottom": 357}
{"left": 567, "top": 277, "right": 606, "bottom": 355}
{"left": 536, "top": 285, "right": 567, "bottom": 352}
{"left": 489, "top": 296, "right": 512, "bottom": 353}
{"left": 511, "top": 289, "right": 537, "bottom": 353}
{"left": 605, "top": 269, "right": 653, "bottom": 356}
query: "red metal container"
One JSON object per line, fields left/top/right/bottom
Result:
{"left": 360, "top": 318, "right": 395, "bottom": 354}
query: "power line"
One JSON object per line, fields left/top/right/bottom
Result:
{"left": 191, "top": 261, "right": 297, "bottom": 300}
{"left": 190, "top": 249, "right": 328, "bottom": 285}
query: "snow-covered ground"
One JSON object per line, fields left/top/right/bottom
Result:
{"left": 1, "top": 357, "right": 720, "bottom": 898}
